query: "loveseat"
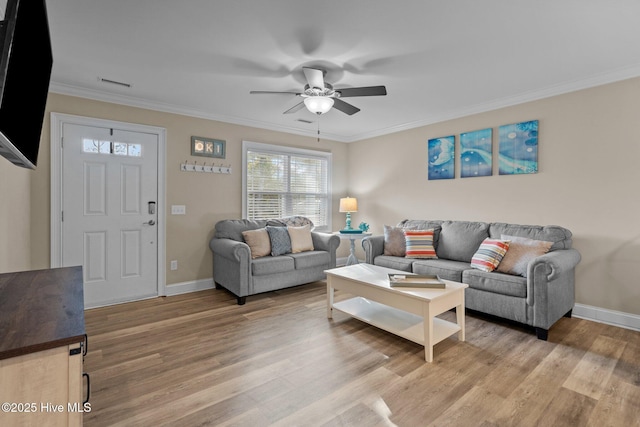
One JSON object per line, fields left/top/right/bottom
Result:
{"left": 362, "top": 220, "right": 581, "bottom": 340}
{"left": 209, "top": 217, "right": 340, "bottom": 305}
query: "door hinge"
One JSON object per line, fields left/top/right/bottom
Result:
{"left": 61, "top": 211, "right": 64, "bottom": 222}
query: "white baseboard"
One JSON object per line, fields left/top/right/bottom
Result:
{"left": 573, "top": 303, "right": 640, "bottom": 332}
{"left": 165, "top": 278, "right": 215, "bottom": 296}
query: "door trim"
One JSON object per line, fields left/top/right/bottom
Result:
{"left": 50, "top": 112, "right": 167, "bottom": 299}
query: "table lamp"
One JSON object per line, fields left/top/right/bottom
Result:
{"left": 339, "top": 197, "right": 358, "bottom": 231}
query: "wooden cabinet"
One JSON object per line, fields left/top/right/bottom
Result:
{"left": 0, "top": 267, "right": 87, "bottom": 427}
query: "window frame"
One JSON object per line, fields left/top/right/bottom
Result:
{"left": 242, "top": 140, "right": 332, "bottom": 232}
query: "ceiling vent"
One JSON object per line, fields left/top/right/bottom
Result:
{"left": 97, "top": 77, "right": 132, "bottom": 88}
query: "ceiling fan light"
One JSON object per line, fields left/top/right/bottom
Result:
{"left": 304, "top": 96, "right": 334, "bottom": 115}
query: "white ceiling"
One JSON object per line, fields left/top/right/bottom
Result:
{"left": 46, "top": 0, "right": 640, "bottom": 142}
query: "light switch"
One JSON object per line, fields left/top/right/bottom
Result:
{"left": 171, "top": 205, "right": 186, "bottom": 215}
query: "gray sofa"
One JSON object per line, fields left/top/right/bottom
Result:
{"left": 362, "top": 220, "right": 582, "bottom": 340}
{"left": 209, "top": 217, "right": 340, "bottom": 305}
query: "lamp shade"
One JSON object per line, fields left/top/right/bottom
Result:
{"left": 339, "top": 197, "right": 358, "bottom": 213}
{"left": 304, "top": 96, "right": 334, "bottom": 115}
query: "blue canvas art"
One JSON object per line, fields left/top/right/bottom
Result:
{"left": 428, "top": 136, "right": 455, "bottom": 180}
{"left": 499, "top": 120, "right": 538, "bottom": 175}
{"left": 460, "top": 128, "right": 492, "bottom": 178}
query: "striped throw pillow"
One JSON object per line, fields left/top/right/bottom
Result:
{"left": 404, "top": 229, "right": 437, "bottom": 259}
{"left": 470, "top": 238, "right": 510, "bottom": 272}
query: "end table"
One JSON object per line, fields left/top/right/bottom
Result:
{"left": 334, "top": 232, "right": 372, "bottom": 265}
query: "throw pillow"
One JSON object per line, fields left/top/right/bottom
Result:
{"left": 404, "top": 229, "right": 438, "bottom": 259}
{"left": 497, "top": 235, "right": 553, "bottom": 277}
{"left": 241, "top": 228, "right": 271, "bottom": 259}
{"left": 383, "top": 225, "right": 407, "bottom": 256}
{"left": 288, "top": 224, "right": 314, "bottom": 253}
{"left": 266, "top": 226, "right": 292, "bottom": 256}
{"left": 470, "top": 238, "right": 510, "bottom": 272}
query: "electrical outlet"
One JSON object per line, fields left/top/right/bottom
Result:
{"left": 170, "top": 260, "right": 178, "bottom": 270}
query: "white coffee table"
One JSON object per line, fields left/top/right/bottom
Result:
{"left": 326, "top": 264, "right": 467, "bottom": 362}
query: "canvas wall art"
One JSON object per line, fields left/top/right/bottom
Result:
{"left": 428, "top": 135, "right": 455, "bottom": 180}
{"left": 498, "top": 120, "right": 538, "bottom": 175}
{"left": 460, "top": 128, "right": 492, "bottom": 178}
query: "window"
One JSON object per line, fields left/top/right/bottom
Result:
{"left": 243, "top": 141, "right": 332, "bottom": 231}
{"left": 82, "top": 139, "right": 142, "bottom": 157}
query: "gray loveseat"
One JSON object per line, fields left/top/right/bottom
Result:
{"left": 209, "top": 217, "right": 340, "bottom": 305}
{"left": 363, "top": 220, "right": 581, "bottom": 340}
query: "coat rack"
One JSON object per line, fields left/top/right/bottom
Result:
{"left": 180, "top": 160, "right": 231, "bottom": 174}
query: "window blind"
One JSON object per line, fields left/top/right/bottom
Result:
{"left": 244, "top": 143, "right": 331, "bottom": 230}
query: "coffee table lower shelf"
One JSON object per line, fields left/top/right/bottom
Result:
{"left": 333, "top": 296, "right": 461, "bottom": 347}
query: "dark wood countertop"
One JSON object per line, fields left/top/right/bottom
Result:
{"left": 0, "top": 266, "right": 86, "bottom": 360}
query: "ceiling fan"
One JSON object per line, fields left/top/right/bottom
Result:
{"left": 250, "top": 66, "right": 387, "bottom": 116}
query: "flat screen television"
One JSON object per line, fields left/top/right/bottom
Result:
{"left": 0, "top": 0, "right": 53, "bottom": 169}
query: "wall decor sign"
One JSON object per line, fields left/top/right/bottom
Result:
{"left": 428, "top": 135, "right": 455, "bottom": 180}
{"left": 498, "top": 120, "right": 538, "bottom": 175}
{"left": 191, "top": 136, "right": 226, "bottom": 159}
{"left": 460, "top": 128, "right": 493, "bottom": 178}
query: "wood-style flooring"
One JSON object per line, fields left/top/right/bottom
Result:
{"left": 83, "top": 282, "right": 640, "bottom": 426}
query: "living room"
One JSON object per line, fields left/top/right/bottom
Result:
{"left": 1, "top": 1, "right": 639, "bottom": 426}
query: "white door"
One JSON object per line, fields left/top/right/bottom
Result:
{"left": 61, "top": 123, "right": 159, "bottom": 308}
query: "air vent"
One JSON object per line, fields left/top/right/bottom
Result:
{"left": 296, "top": 119, "right": 313, "bottom": 124}
{"left": 97, "top": 77, "right": 132, "bottom": 88}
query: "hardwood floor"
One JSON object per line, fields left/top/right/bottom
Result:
{"left": 83, "top": 282, "right": 640, "bottom": 426}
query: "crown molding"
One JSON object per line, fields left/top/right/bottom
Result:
{"left": 50, "top": 63, "right": 640, "bottom": 144}
{"left": 48, "top": 82, "right": 346, "bottom": 142}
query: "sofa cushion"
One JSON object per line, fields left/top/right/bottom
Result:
{"left": 216, "top": 219, "right": 267, "bottom": 242}
{"left": 470, "top": 238, "right": 510, "bottom": 272}
{"left": 497, "top": 235, "right": 553, "bottom": 277}
{"left": 251, "top": 255, "right": 295, "bottom": 276}
{"left": 411, "top": 259, "right": 470, "bottom": 282}
{"left": 289, "top": 251, "right": 330, "bottom": 269}
{"left": 266, "top": 226, "right": 292, "bottom": 256}
{"left": 288, "top": 224, "right": 314, "bottom": 253}
{"left": 242, "top": 228, "right": 271, "bottom": 259}
{"left": 437, "top": 221, "right": 489, "bottom": 262}
{"left": 373, "top": 255, "right": 414, "bottom": 272}
{"left": 397, "top": 220, "right": 443, "bottom": 248}
{"left": 383, "top": 225, "right": 408, "bottom": 256}
{"left": 463, "top": 268, "right": 527, "bottom": 298}
{"left": 489, "top": 222, "right": 572, "bottom": 250}
{"left": 404, "top": 229, "right": 437, "bottom": 258}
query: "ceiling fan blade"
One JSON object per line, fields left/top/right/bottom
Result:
{"left": 250, "top": 90, "right": 301, "bottom": 95}
{"left": 303, "top": 67, "right": 325, "bottom": 90}
{"left": 336, "top": 86, "right": 387, "bottom": 97}
{"left": 283, "top": 101, "right": 306, "bottom": 114}
{"left": 332, "top": 98, "right": 360, "bottom": 115}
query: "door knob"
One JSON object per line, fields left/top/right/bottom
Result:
{"left": 144, "top": 220, "right": 156, "bottom": 226}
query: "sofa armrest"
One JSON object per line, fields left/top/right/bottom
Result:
{"left": 209, "top": 237, "right": 251, "bottom": 262}
{"left": 209, "top": 237, "right": 252, "bottom": 298}
{"left": 312, "top": 232, "right": 341, "bottom": 268}
{"left": 527, "top": 248, "right": 581, "bottom": 329}
{"left": 362, "top": 235, "right": 385, "bottom": 264}
{"left": 527, "top": 248, "right": 582, "bottom": 282}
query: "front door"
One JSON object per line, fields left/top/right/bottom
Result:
{"left": 61, "top": 122, "right": 159, "bottom": 308}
